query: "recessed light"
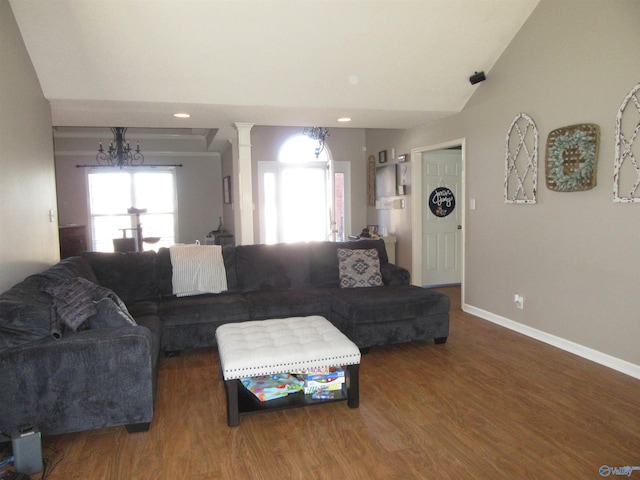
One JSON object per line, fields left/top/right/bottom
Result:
{"left": 338, "top": 117, "right": 351, "bottom": 123}
{"left": 173, "top": 113, "right": 190, "bottom": 118}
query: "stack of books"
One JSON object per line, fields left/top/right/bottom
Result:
{"left": 240, "top": 367, "right": 346, "bottom": 402}
{"left": 294, "top": 367, "right": 345, "bottom": 395}
{"left": 240, "top": 373, "right": 304, "bottom": 402}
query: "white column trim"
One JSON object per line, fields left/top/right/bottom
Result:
{"left": 233, "top": 122, "right": 254, "bottom": 245}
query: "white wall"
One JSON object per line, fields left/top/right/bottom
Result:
{"left": 367, "top": 0, "right": 640, "bottom": 370}
{"left": 0, "top": 1, "right": 59, "bottom": 292}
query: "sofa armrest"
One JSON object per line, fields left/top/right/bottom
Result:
{"left": 380, "top": 263, "right": 410, "bottom": 286}
{"left": 0, "top": 325, "right": 157, "bottom": 436}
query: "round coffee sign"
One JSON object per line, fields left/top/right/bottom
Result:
{"left": 429, "top": 187, "right": 456, "bottom": 217}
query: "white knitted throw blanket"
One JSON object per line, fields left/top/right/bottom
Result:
{"left": 169, "top": 244, "right": 228, "bottom": 297}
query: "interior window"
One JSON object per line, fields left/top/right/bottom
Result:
{"left": 88, "top": 168, "right": 177, "bottom": 252}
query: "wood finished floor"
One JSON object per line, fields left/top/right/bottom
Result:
{"left": 38, "top": 286, "right": 640, "bottom": 479}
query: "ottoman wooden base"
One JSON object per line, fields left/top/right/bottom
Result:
{"left": 215, "top": 316, "right": 361, "bottom": 426}
{"left": 223, "top": 364, "right": 359, "bottom": 426}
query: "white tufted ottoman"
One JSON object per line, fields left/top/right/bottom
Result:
{"left": 215, "top": 316, "right": 361, "bottom": 426}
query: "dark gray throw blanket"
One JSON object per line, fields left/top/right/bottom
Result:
{"left": 42, "top": 277, "right": 136, "bottom": 337}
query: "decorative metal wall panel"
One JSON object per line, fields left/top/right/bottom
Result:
{"left": 613, "top": 82, "right": 640, "bottom": 203}
{"left": 505, "top": 113, "right": 538, "bottom": 204}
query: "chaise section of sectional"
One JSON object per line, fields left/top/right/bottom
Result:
{"left": 328, "top": 284, "right": 450, "bottom": 349}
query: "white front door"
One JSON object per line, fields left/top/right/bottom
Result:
{"left": 422, "top": 149, "right": 462, "bottom": 286}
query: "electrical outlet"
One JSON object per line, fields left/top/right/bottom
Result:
{"left": 514, "top": 293, "right": 524, "bottom": 309}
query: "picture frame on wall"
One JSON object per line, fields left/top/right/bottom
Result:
{"left": 545, "top": 123, "right": 599, "bottom": 192}
{"left": 223, "top": 175, "right": 231, "bottom": 204}
{"left": 367, "top": 155, "right": 376, "bottom": 206}
{"left": 397, "top": 163, "right": 409, "bottom": 186}
{"left": 379, "top": 150, "right": 387, "bottom": 164}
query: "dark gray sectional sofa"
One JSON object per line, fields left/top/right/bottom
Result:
{"left": 0, "top": 239, "right": 449, "bottom": 437}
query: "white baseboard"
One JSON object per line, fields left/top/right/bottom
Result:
{"left": 463, "top": 303, "right": 640, "bottom": 381}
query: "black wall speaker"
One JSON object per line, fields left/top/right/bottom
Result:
{"left": 469, "top": 71, "right": 486, "bottom": 85}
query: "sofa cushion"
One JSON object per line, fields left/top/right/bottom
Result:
{"left": 40, "top": 256, "right": 98, "bottom": 284}
{"left": 246, "top": 273, "right": 290, "bottom": 292}
{"left": 88, "top": 297, "right": 137, "bottom": 329}
{"left": 159, "top": 293, "right": 250, "bottom": 327}
{"left": 125, "top": 301, "right": 159, "bottom": 319}
{"left": 156, "top": 248, "right": 173, "bottom": 296}
{"left": 159, "top": 293, "right": 250, "bottom": 351}
{"left": 337, "top": 248, "right": 383, "bottom": 288}
{"left": 72, "top": 256, "right": 100, "bottom": 284}
{"left": 221, "top": 246, "right": 239, "bottom": 292}
{"left": 309, "top": 242, "right": 342, "bottom": 287}
{"left": 329, "top": 285, "right": 450, "bottom": 323}
{"left": 82, "top": 251, "right": 158, "bottom": 304}
{"left": 348, "top": 239, "right": 389, "bottom": 264}
{"left": 380, "top": 263, "right": 411, "bottom": 286}
{"left": 235, "top": 243, "right": 311, "bottom": 293}
{"left": 243, "top": 288, "right": 333, "bottom": 320}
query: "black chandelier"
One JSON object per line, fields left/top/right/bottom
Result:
{"left": 303, "top": 126, "right": 329, "bottom": 158}
{"left": 96, "top": 127, "right": 144, "bottom": 168}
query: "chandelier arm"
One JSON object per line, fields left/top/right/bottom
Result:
{"left": 303, "top": 126, "right": 329, "bottom": 158}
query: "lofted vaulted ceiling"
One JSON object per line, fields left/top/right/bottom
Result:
{"left": 10, "top": 0, "right": 539, "bottom": 153}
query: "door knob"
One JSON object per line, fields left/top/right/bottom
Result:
{"left": 457, "top": 225, "right": 462, "bottom": 230}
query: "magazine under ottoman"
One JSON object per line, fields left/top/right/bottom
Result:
{"left": 215, "top": 316, "right": 361, "bottom": 426}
